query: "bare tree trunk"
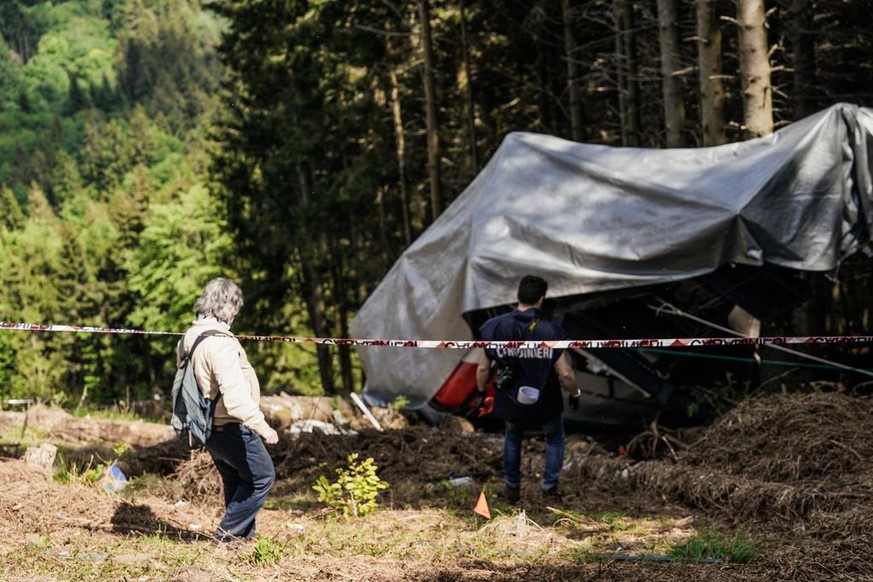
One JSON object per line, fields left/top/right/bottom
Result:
{"left": 736, "top": 0, "right": 773, "bottom": 138}
{"left": 459, "top": 0, "right": 479, "bottom": 174}
{"left": 418, "top": 0, "right": 442, "bottom": 222}
{"left": 696, "top": 0, "right": 727, "bottom": 145}
{"left": 297, "top": 166, "right": 336, "bottom": 395}
{"left": 336, "top": 311, "right": 354, "bottom": 394}
{"left": 788, "top": 0, "right": 816, "bottom": 119}
{"left": 389, "top": 69, "right": 412, "bottom": 246}
{"left": 614, "top": 0, "right": 641, "bottom": 146}
{"left": 657, "top": 0, "right": 686, "bottom": 147}
{"left": 374, "top": 186, "right": 389, "bottom": 266}
{"left": 328, "top": 239, "right": 354, "bottom": 394}
{"left": 301, "top": 259, "right": 336, "bottom": 395}
{"left": 562, "top": 0, "right": 585, "bottom": 142}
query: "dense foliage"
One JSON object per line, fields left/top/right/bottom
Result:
{"left": 0, "top": 0, "right": 871, "bottom": 409}
{"left": 0, "top": 0, "right": 256, "bottom": 407}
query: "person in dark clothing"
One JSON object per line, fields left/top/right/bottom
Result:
{"left": 475, "top": 275, "right": 578, "bottom": 503}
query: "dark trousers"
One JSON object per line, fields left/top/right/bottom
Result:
{"left": 503, "top": 417, "right": 565, "bottom": 490}
{"left": 206, "top": 423, "right": 275, "bottom": 541}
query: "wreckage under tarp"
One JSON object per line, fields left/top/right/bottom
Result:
{"left": 350, "top": 103, "right": 873, "bottom": 426}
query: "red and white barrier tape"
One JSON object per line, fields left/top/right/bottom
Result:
{"left": 0, "top": 321, "right": 180, "bottom": 337}
{"left": 2, "top": 320, "right": 872, "bottom": 349}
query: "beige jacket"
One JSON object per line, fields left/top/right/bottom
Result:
{"left": 180, "top": 320, "right": 272, "bottom": 438}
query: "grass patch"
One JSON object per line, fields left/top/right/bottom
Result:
{"left": 561, "top": 544, "right": 600, "bottom": 563}
{"left": 548, "top": 508, "right": 700, "bottom": 561}
{"left": 288, "top": 516, "right": 400, "bottom": 558}
{"left": 596, "top": 510, "right": 633, "bottom": 531}
{"left": 3, "top": 535, "right": 182, "bottom": 580}
{"left": 134, "top": 532, "right": 202, "bottom": 564}
{"left": 0, "top": 424, "right": 47, "bottom": 451}
{"left": 670, "top": 529, "right": 758, "bottom": 563}
{"left": 283, "top": 509, "right": 477, "bottom": 561}
{"left": 53, "top": 448, "right": 103, "bottom": 485}
{"left": 71, "top": 405, "right": 157, "bottom": 423}
{"left": 243, "top": 536, "right": 286, "bottom": 565}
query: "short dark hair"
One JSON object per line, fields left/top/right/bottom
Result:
{"left": 517, "top": 275, "right": 548, "bottom": 305}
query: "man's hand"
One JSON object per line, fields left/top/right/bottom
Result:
{"left": 262, "top": 427, "right": 279, "bottom": 445}
{"left": 569, "top": 388, "right": 581, "bottom": 411}
{"left": 477, "top": 395, "right": 495, "bottom": 417}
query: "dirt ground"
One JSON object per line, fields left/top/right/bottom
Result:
{"left": 0, "top": 390, "right": 871, "bottom": 581}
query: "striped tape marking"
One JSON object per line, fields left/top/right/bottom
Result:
{"left": 2, "top": 321, "right": 872, "bottom": 349}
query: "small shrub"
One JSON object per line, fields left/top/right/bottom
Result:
{"left": 391, "top": 395, "right": 410, "bottom": 411}
{"left": 313, "top": 453, "right": 389, "bottom": 518}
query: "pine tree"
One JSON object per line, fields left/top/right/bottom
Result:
{"left": 0, "top": 186, "right": 25, "bottom": 230}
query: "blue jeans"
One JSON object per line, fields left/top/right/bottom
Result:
{"left": 503, "top": 418, "right": 565, "bottom": 491}
{"left": 206, "top": 423, "right": 275, "bottom": 541}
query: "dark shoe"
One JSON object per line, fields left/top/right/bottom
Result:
{"left": 542, "top": 486, "right": 560, "bottom": 500}
{"left": 503, "top": 484, "right": 521, "bottom": 504}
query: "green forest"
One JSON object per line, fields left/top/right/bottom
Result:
{"left": 0, "top": 0, "right": 871, "bottom": 411}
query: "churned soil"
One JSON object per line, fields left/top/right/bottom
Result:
{"left": 0, "top": 390, "right": 871, "bottom": 580}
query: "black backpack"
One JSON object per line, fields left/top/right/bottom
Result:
{"left": 170, "top": 329, "right": 224, "bottom": 449}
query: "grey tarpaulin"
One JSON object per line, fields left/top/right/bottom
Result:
{"left": 350, "top": 103, "right": 873, "bottom": 407}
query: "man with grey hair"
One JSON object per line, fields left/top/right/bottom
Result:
{"left": 181, "top": 277, "right": 279, "bottom": 543}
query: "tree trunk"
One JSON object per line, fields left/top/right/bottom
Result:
{"left": 329, "top": 240, "right": 355, "bottom": 394}
{"left": 562, "top": 0, "right": 585, "bottom": 142}
{"left": 459, "top": 0, "right": 479, "bottom": 174}
{"left": 696, "top": 0, "right": 727, "bottom": 146}
{"left": 788, "top": 0, "right": 816, "bottom": 119}
{"left": 297, "top": 166, "right": 336, "bottom": 396}
{"left": 418, "top": 0, "right": 442, "bottom": 222}
{"left": 736, "top": 0, "right": 773, "bottom": 138}
{"left": 303, "top": 260, "right": 336, "bottom": 396}
{"left": 614, "top": 0, "right": 641, "bottom": 146}
{"left": 657, "top": 0, "right": 686, "bottom": 147}
{"left": 389, "top": 69, "right": 412, "bottom": 247}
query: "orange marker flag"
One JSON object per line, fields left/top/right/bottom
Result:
{"left": 473, "top": 491, "right": 491, "bottom": 520}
